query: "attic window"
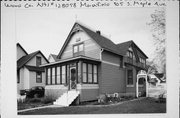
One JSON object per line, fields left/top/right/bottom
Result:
{"left": 73, "top": 43, "right": 84, "bottom": 57}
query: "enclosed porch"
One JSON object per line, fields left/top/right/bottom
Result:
{"left": 42, "top": 56, "right": 101, "bottom": 103}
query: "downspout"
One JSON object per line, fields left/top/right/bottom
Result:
{"left": 100, "top": 48, "right": 104, "bottom": 61}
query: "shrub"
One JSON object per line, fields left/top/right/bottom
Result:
{"left": 28, "top": 98, "right": 41, "bottom": 103}
{"left": 41, "top": 96, "right": 55, "bottom": 104}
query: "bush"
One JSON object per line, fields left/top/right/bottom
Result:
{"left": 28, "top": 98, "right": 42, "bottom": 103}
{"left": 120, "top": 95, "right": 134, "bottom": 100}
{"left": 41, "top": 96, "right": 55, "bottom": 104}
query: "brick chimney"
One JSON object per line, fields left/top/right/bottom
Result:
{"left": 96, "top": 30, "right": 101, "bottom": 35}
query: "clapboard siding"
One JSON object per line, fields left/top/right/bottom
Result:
{"left": 102, "top": 51, "right": 120, "bottom": 64}
{"left": 61, "top": 31, "right": 101, "bottom": 59}
{"left": 100, "top": 63, "right": 126, "bottom": 94}
{"left": 26, "top": 53, "right": 48, "bottom": 66}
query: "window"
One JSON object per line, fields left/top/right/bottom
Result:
{"left": 128, "top": 51, "right": 133, "bottom": 59}
{"left": 36, "top": 72, "right": 42, "bottom": 83}
{"left": 56, "top": 66, "right": 60, "bottom": 84}
{"left": 82, "top": 63, "right": 87, "bottom": 83}
{"left": 73, "top": 43, "right": 84, "bottom": 56}
{"left": 17, "top": 70, "right": 20, "bottom": 83}
{"left": 47, "top": 68, "right": 51, "bottom": 85}
{"left": 82, "top": 63, "right": 98, "bottom": 84}
{"left": 93, "top": 65, "right": 98, "bottom": 83}
{"left": 36, "top": 56, "right": 41, "bottom": 66}
{"left": 139, "top": 78, "right": 144, "bottom": 85}
{"left": 52, "top": 67, "right": 55, "bottom": 84}
{"left": 88, "top": 64, "right": 93, "bottom": 83}
{"left": 120, "top": 57, "right": 123, "bottom": 68}
{"left": 79, "top": 44, "right": 84, "bottom": 51}
{"left": 73, "top": 46, "right": 78, "bottom": 53}
{"left": 127, "top": 70, "right": 133, "bottom": 85}
{"left": 61, "top": 66, "right": 66, "bottom": 84}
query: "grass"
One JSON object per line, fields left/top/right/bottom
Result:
{"left": 18, "top": 97, "right": 54, "bottom": 110}
{"left": 18, "top": 97, "right": 166, "bottom": 115}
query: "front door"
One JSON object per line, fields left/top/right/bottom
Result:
{"left": 70, "top": 67, "right": 76, "bottom": 90}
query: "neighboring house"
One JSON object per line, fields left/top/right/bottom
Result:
{"left": 48, "top": 54, "right": 58, "bottom": 63}
{"left": 41, "top": 22, "right": 148, "bottom": 105}
{"left": 154, "top": 73, "right": 166, "bottom": 83}
{"left": 148, "top": 74, "right": 160, "bottom": 86}
{"left": 17, "top": 43, "right": 49, "bottom": 94}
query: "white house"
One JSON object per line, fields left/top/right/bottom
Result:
{"left": 17, "top": 43, "right": 49, "bottom": 95}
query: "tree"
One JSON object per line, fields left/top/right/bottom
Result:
{"left": 147, "top": 8, "right": 166, "bottom": 73}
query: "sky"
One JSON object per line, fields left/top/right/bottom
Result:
{"left": 16, "top": 8, "right": 158, "bottom": 60}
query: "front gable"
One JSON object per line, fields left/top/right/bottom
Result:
{"left": 58, "top": 23, "right": 101, "bottom": 60}
{"left": 17, "top": 43, "right": 28, "bottom": 60}
{"left": 125, "top": 42, "right": 148, "bottom": 62}
{"left": 26, "top": 52, "right": 49, "bottom": 66}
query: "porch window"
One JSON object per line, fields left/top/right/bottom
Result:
{"left": 52, "top": 67, "right": 55, "bottom": 84}
{"left": 88, "top": 64, "right": 93, "bottom": 83}
{"left": 82, "top": 63, "right": 98, "bottom": 84}
{"left": 56, "top": 66, "right": 60, "bottom": 84}
{"left": 36, "top": 72, "right": 42, "bottom": 83}
{"left": 47, "top": 68, "right": 51, "bottom": 85}
{"left": 93, "top": 65, "right": 98, "bottom": 83}
{"left": 82, "top": 63, "right": 87, "bottom": 83}
{"left": 127, "top": 70, "right": 133, "bottom": 85}
{"left": 61, "top": 66, "right": 66, "bottom": 84}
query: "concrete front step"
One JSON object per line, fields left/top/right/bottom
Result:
{"left": 54, "top": 90, "right": 80, "bottom": 106}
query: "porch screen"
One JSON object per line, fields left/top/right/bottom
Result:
{"left": 61, "top": 66, "right": 66, "bottom": 84}
{"left": 47, "top": 68, "right": 51, "bottom": 85}
{"left": 93, "top": 65, "right": 98, "bottom": 83}
{"left": 56, "top": 67, "right": 60, "bottom": 84}
{"left": 82, "top": 63, "right": 87, "bottom": 82}
{"left": 52, "top": 67, "right": 55, "bottom": 84}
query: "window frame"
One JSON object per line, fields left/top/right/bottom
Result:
{"left": 36, "top": 72, "right": 42, "bottom": 83}
{"left": 82, "top": 62, "right": 98, "bottom": 84}
{"left": 127, "top": 69, "right": 134, "bottom": 87}
{"left": 73, "top": 42, "right": 84, "bottom": 56}
{"left": 36, "top": 56, "right": 42, "bottom": 66}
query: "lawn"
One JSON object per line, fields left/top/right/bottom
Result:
{"left": 18, "top": 97, "right": 166, "bottom": 115}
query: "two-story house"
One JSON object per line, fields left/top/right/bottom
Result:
{"left": 17, "top": 43, "right": 49, "bottom": 95}
{"left": 41, "top": 22, "right": 148, "bottom": 106}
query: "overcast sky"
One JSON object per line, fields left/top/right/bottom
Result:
{"left": 16, "top": 8, "right": 158, "bottom": 60}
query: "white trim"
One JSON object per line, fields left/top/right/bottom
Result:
{"left": 40, "top": 56, "right": 100, "bottom": 67}
{"left": 102, "top": 60, "right": 119, "bottom": 67}
{"left": 45, "top": 85, "right": 68, "bottom": 90}
{"left": 126, "top": 85, "right": 134, "bottom": 87}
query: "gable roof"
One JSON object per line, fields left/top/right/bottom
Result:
{"left": 17, "top": 50, "right": 49, "bottom": 69}
{"left": 49, "top": 54, "right": 58, "bottom": 62}
{"left": 117, "top": 40, "right": 148, "bottom": 59}
{"left": 57, "top": 22, "right": 148, "bottom": 59}
{"left": 57, "top": 22, "right": 124, "bottom": 58}
{"left": 17, "top": 43, "right": 28, "bottom": 55}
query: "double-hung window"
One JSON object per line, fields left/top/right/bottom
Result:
{"left": 36, "top": 56, "right": 41, "bottom": 66}
{"left": 36, "top": 72, "right": 42, "bottom": 83}
{"left": 73, "top": 43, "right": 84, "bottom": 56}
{"left": 127, "top": 70, "right": 133, "bottom": 86}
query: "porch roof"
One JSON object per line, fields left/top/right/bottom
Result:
{"left": 40, "top": 55, "right": 101, "bottom": 67}
{"left": 25, "top": 65, "right": 45, "bottom": 72}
